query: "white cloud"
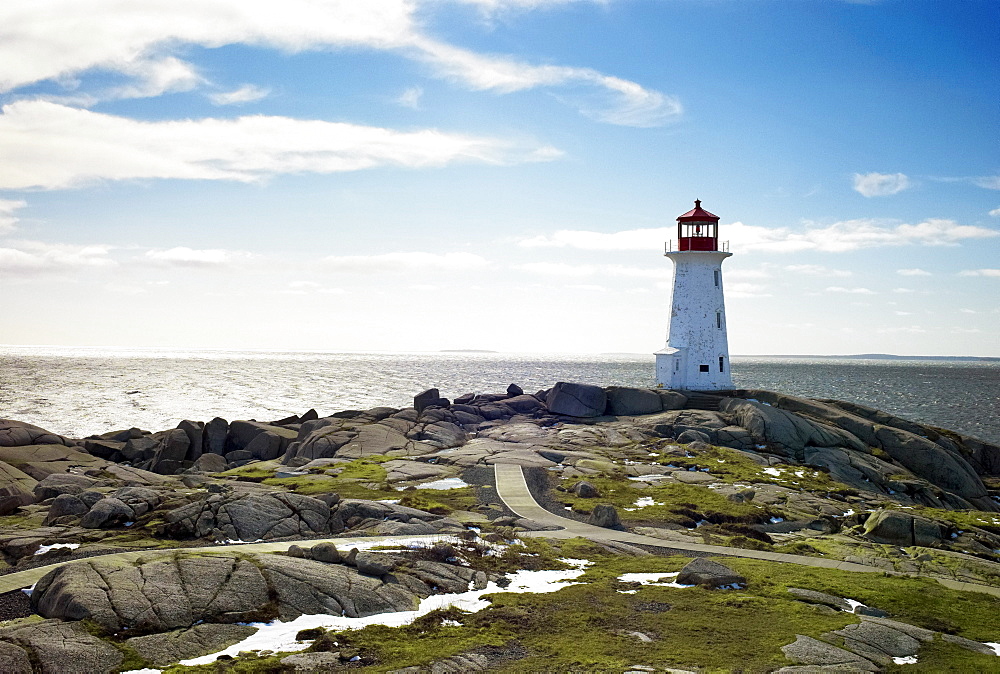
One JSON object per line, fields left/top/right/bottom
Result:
{"left": 891, "top": 287, "right": 915, "bottom": 293}
{"left": 0, "top": 240, "right": 115, "bottom": 274}
{"left": 408, "top": 36, "right": 680, "bottom": 126}
{"left": 519, "top": 218, "right": 999, "bottom": 254}
{"left": 727, "top": 282, "right": 772, "bottom": 298}
{"left": 0, "top": 199, "right": 27, "bottom": 234}
{"left": 324, "top": 251, "right": 490, "bottom": 273}
{"left": 894, "top": 311, "right": 913, "bottom": 316}
{"left": 959, "top": 308, "right": 977, "bottom": 314}
{"left": 0, "top": 101, "right": 561, "bottom": 189}
{"left": 852, "top": 172, "right": 911, "bottom": 197}
{"left": 514, "top": 261, "right": 670, "bottom": 279}
{"left": 515, "top": 261, "right": 596, "bottom": 277}
{"left": 896, "top": 268, "right": 931, "bottom": 276}
{"left": 280, "top": 281, "right": 346, "bottom": 295}
{"left": 144, "top": 247, "right": 254, "bottom": 267}
{"left": 726, "top": 268, "right": 772, "bottom": 280}
{"left": 209, "top": 84, "right": 270, "bottom": 106}
{"left": 973, "top": 176, "right": 1000, "bottom": 190}
{"left": 519, "top": 227, "right": 670, "bottom": 250}
{"left": 826, "top": 286, "right": 875, "bottom": 294}
{"left": 990, "top": 208, "right": 1000, "bottom": 217}
{"left": 0, "top": 0, "right": 674, "bottom": 126}
{"left": 877, "top": 325, "right": 926, "bottom": 334}
{"left": 784, "top": 264, "right": 851, "bottom": 278}
{"left": 959, "top": 269, "right": 1000, "bottom": 277}
{"left": 110, "top": 56, "right": 204, "bottom": 100}
{"left": 396, "top": 86, "right": 423, "bottom": 109}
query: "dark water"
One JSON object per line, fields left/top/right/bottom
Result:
{"left": 0, "top": 347, "right": 997, "bottom": 444}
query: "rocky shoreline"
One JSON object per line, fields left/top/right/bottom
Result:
{"left": 3, "top": 381, "right": 1000, "bottom": 671}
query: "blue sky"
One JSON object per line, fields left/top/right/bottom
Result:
{"left": 1, "top": 0, "right": 997, "bottom": 356}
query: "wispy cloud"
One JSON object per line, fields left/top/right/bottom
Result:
{"left": 973, "top": 176, "right": 1000, "bottom": 190}
{"left": 727, "top": 282, "right": 772, "bottom": 298}
{"left": 958, "top": 269, "right": 1000, "bottom": 278}
{"left": 0, "top": 199, "right": 26, "bottom": 234}
{"left": 0, "top": 240, "right": 115, "bottom": 274}
{"left": 396, "top": 86, "right": 424, "bottom": 110}
{"left": 519, "top": 217, "right": 998, "bottom": 254}
{"left": 0, "top": 0, "right": 674, "bottom": 126}
{"left": 784, "top": 264, "right": 851, "bottom": 277}
{"left": 852, "top": 172, "right": 911, "bottom": 197}
{"left": 324, "top": 251, "right": 491, "bottom": 273}
{"left": 144, "top": 247, "right": 254, "bottom": 267}
{"left": 209, "top": 84, "right": 270, "bottom": 106}
{"left": 989, "top": 208, "right": 1000, "bottom": 217}
{"left": 896, "top": 268, "right": 931, "bottom": 276}
{"left": 826, "top": 286, "right": 875, "bottom": 294}
{"left": 0, "top": 101, "right": 561, "bottom": 190}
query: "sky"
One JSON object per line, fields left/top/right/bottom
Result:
{"left": 1, "top": 0, "right": 998, "bottom": 357}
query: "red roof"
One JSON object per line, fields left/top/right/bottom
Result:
{"left": 676, "top": 199, "right": 719, "bottom": 222}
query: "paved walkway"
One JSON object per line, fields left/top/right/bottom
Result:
{"left": 2, "top": 466, "right": 998, "bottom": 600}
{"left": 492, "top": 462, "right": 1000, "bottom": 598}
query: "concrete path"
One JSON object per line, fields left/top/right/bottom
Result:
{"left": 492, "top": 462, "right": 1000, "bottom": 598}
{"left": 2, "top": 465, "right": 999, "bottom": 601}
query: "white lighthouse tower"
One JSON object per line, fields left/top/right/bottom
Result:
{"left": 655, "top": 200, "right": 734, "bottom": 391}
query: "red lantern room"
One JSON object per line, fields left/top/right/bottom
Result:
{"left": 676, "top": 199, "right": 720, "bottom": 251}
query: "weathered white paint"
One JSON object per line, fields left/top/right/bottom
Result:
{"left": 655, "top": 250, "right": 733, "bottom": 390}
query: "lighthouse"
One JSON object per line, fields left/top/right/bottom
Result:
{"left": 655, "top": 200, "right": 734, "bottom": 390}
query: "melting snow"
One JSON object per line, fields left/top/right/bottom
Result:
{"left": 769, "top": 517, "right": 784, "bottom": 524}
{"left": 618, "top": 572, "right": 693, "bottom": 589}
{"left": 180, "top": 560, "right": 591, "bottom": 665}
{"left": 625, "top": 497, "right": 657, "bottom": 511}
{"left": 415, "top": 478, "right": 468, "bottom": 490}
{"left": 763, "top": 467, "right": 781, "bottom": 477}
{"left": 893, "top": 656, "right": 918, "bottom": 665}
{"left": 34, "top": 543, "right": 80, "bottom": 556}
{"left": 984, "top": 642, "right": 1000, "bottom": 656}
{"left": 628, "top": 474, "right": 670, "bottom": 481}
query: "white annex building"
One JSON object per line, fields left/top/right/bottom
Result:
{"left": 655, "top": 200, "right": 734, "bottom": 391}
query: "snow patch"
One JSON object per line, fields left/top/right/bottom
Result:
{"left": 414, "top": 478, "right": 468, "bottom": 490}
{"left": 618, "top": 572, "right": 693, "bottom": 589}
{"left": 893, "top": 656, "right": 918, "bottom": 665}
{"left": 763, "top": 467, "right": 781, "bottom": 477}
{"left": 34, "top": 543, "right": 80, "bottom": 556}
{"left": 180, "top": 560, "right": 591, "bottom": 665}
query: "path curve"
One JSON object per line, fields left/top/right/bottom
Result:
{"left": 0, "top": 466, "right": 997, "bottom": 600}
{"left": 491, "top": 462, "right": 1000, "bottom": 598}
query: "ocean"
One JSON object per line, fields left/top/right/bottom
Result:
{"left": 1, "top": 346, "right": 998, "bottom": 445}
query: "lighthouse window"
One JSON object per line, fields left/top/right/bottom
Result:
{"left": 699, "top": 364, "right": 709, "bottom": 373}
{"left": 714, "top": 270, "right": 719, "bottom": 287}
{"left": 716, "top": 312, "right": 722, "bottom": 329}
{"left": 719, "top": 356, "right": 725, "bottom": 372}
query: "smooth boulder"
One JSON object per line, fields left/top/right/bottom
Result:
{"left": 546, "top": 382, "right": 607, "bottom": 418}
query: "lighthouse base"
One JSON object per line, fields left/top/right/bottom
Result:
{"left": 655, "top": 348, "right": 733, "bottom": 391}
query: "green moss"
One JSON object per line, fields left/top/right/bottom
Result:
{"left": 158, "top": 547, "right": 1000, "bottom": 673}
{"left": 559, "top": 475, "right": 781, "bottom": 526}
{"left": 398, "top": 488, "right": 478, "bottom": 515}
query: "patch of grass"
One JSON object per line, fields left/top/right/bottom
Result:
{"left": 214, "top": 460, "right": 282, "bottom": 480}
{"left": 909, "top": 505, "right": 1000, "bottom": 535}
{"left": 160, "top": 546, "right": 1000, "bottom": 673}
{"left": 725, "top": 557, "right": 1000, "bottom": 641}
{"left": 398, "top": 488, "right": 477, "bottom": 515}
{"left": 559, "top": 475, "right": 781, "bottom": 527}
